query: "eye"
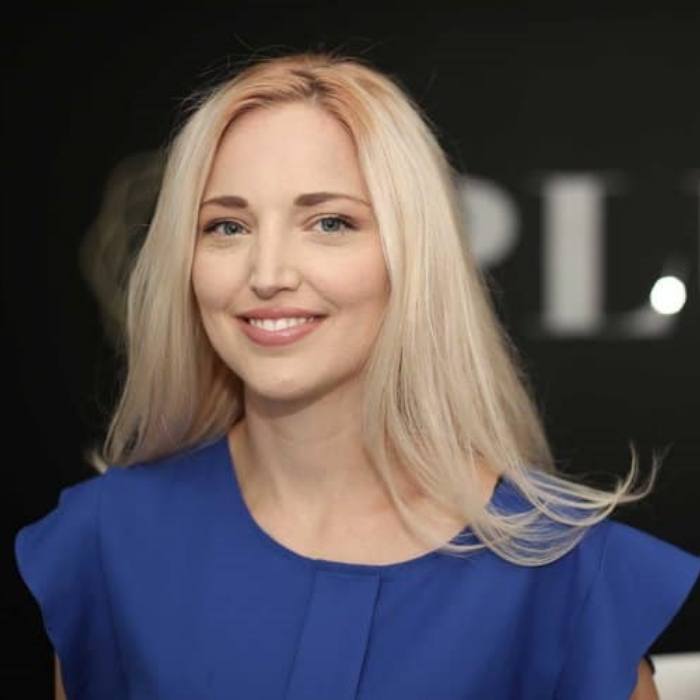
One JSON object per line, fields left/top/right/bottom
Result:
{"left": 201, "top": 215, "right": 357, "bottom": 238}
{"left": 202, "top": 220, "right": 245, "bottom": 237}
{"left": 314, "top": 215, "right": 357, "bottom": 235}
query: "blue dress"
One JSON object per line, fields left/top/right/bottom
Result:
{"left": 15, "top": 434, "right": 699, "bottom": 699}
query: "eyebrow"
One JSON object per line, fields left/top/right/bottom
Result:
{"left": 199, "top": 191, "right": 371, "bottom": 211}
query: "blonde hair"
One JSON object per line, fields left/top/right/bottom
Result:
{"left": 86, "top": 48, "right": 659, "bottom": 566}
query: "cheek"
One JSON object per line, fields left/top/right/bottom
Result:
{"left": 338, "top": 252, "right": 390, "bottom": 310}
{"left": 191, "top": 253, "right": 236, "bottom": 311}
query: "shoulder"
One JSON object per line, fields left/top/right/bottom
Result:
{"left": 14, "top": 469, "right": 131, "bottom": 696}
{"left": 508, "top": 471, "right": 699, "bottom": 607}
{"left": 551, "top": 516, "right": 699, "bottom": 698}
{"left": 596, "top": 517, "right": 700, "bottom": 623}
{"left": 498, "top": 468, "right": 698, "bottom": 577}
{"left": 91, "top": 437, "right": 232, "bottom": 567}
{"left": 15, "top": 436, "right": 225, "bottom": 579}
{"left": 493, "top": 473, "right": 699, "bottom": 632}
{"left": 101, "top": 436, "right": 224, "bottom": 511}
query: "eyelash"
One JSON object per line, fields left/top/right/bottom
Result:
{"left": 202, "top": 215, "right": 357, "bottom": 237}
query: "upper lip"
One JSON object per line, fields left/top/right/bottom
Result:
{"left": 237, "top": 307, "right": 327, "bottom": 319}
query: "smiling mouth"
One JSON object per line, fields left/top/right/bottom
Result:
{"left": 236, "top": 315, "right": 327, "bottom": 345}
{"left": 244, "top": 315, "right": 324, "bottom": 328}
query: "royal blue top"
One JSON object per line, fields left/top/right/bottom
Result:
{"left": 15, "top": 434, "right": 700, "bottom": 699}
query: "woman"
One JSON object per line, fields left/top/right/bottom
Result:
{"left": 15, "top": 49, "right": 698, "bottom": 699}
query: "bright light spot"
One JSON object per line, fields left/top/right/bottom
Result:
{"left": 649, "top": 276, "right": 686, "bottom": 315}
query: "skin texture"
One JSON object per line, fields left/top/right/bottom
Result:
{"left": 192, "top": 100, "right": 498, "bottom": 560}
{"left": 192, "top": 101, "right": 429, "bottom": 537}
{"left": 630, "top": 657, "right": 660, "bottom": 699}
{"left": 54, "top": 654, "right": 66, "bottom": 700}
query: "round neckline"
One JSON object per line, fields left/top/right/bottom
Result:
{"left": 217, "top": 433, "right": 504, "bottom": 575}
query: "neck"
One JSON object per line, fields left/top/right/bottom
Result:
{"left": 229, "top": 411, "right": 414, "bottom": 533}
{"left": 227, "top": 387, "right": 499, "bottom": 544}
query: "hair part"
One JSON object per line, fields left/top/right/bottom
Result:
{"left": 85, "top": 48, "right": 660, "bottom": 566}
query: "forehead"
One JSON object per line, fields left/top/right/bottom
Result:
{"left": 205, "top": 103, "right": 368, "bottom": 198}
{"left": 221, "top": 101, "right": 351, "bottom": 149}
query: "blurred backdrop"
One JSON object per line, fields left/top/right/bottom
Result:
{"left": 4, "top": 5, "right": 699, "bottom": 693}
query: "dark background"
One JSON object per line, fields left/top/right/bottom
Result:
{"left": 4, "top": 5, "right": 699, "bottom": 694}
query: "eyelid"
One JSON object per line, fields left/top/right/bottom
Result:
{"left": 313, "top": 214, "right": 357, "bottom": 233}
{"left": 201, "top": 218, "right": 245, "bottom": 234}
{"left": 202, "top": 214, "right": 357, "bottom": 236}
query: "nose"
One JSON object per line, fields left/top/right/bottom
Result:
{"left": 247, "top": 227, "right": 300, "bottom": 297}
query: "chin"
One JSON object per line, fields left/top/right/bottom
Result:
{"left": 244, "top": 371, "right": 358, "bottom": 407}
{"left": 244, "top": 377, "right": 325, "bottom": 403}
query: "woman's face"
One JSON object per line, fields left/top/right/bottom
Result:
{"left": 192, "top": 101, "right": 390, "bottom": 406}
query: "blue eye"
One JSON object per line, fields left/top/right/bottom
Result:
{"left": 202, "top": 215, "right": 357, "bottom": 237}
{"left": 203, "top": 220, "right": 244, "bottom": 237}
{"left": 315, "top": 215, "right": 356, "bottom": 235}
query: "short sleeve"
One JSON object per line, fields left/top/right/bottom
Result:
{"left": 554, "top": 519, "right": 700, "bottom": 699}
{"left": 14, "top": 473, "right": 126, "bottom": 699}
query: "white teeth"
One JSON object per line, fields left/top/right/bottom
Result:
{"left": 248, "top": 316, "right": 316, "bottom": 331}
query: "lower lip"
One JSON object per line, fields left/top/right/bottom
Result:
{"left": 237, "top": 316, "right": 326, "bottom": 346}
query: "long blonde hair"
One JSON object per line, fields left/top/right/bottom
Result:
{"left": 86, "top": 49, "right": 659, "bottom": 566}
